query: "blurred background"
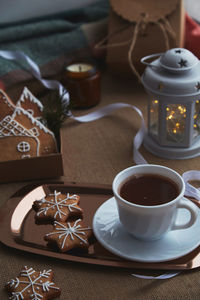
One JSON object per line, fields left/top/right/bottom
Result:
{"left": 0, "top": 0, "right": 199, "bottom": 25}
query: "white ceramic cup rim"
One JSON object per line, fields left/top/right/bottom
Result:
{"left": 112, "top": 164, "right": 185, "bottom": 209}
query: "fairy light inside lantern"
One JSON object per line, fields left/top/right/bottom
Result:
{"left": 193, "top": 100, "right": 200, "bottom": 138}
{"left": 149, "top": 99, "right": 159, "bottom": 137}
{"left": 141, "top": 48, "right": 200, "bottom": 159}
{"left": 166, "top": 104, "right": 187, "bottom": 143}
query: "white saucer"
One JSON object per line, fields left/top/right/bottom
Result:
{"left": 92, "top": 197, "right": 200, "bottom": 263}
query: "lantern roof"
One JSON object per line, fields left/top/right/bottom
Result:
{"left": 141, "top": 48, "right": 200, "bottom": 97}
{"left": 160, "top": 48, "right": 199, "bottom": 72}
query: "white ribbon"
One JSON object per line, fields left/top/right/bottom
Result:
{"left": 182, "top": 170, "right": 200, "bottom": 201}
{"left": 0, "top": 50, "right": 70, "bottom": 105}
{"left": 0, "top": 49, "right": 147, "bottom": 165}
{"left": 132, "top": 271, "right": 181, "bottom": 280}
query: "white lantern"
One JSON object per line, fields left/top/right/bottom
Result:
{"left": 141, "top": 48, "right": 200, "bottom": 159}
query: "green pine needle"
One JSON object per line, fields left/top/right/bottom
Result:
{"left": 41, "top": 90, "right": 72, "bottom": 148}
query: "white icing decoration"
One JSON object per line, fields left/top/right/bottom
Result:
{"left": 36, "top": 190, "right": 81, "bottom": 219}
{"left": 0, "top": 116, "right": 35, "bottom": 138}
{"left": 22, "top": 154, "right": 31, "bottom": 159}
{"left": 17, "top": 87, "right": 44, "bottom": 112}
{"left": 0, "top": 117, "right": 39, "bottom": 156}
{"left": 43, "top": 146, "right": 50, "bottom": 153}
{"left": 27, "top": 109, "right": 34, "bottom": 115}
{"left": 0, "top": 89, "right": 57, "bottom": 156}
{"left": 12, "top": 107, "right": 54, "bottom": 137}
{"left": 46, "top": 219, "right": 91, "bottom": 249}
{"left": 7, "top": 266, "right": 59, "bottom": 300}
{"left": 17, "top": 141, "right": 30, "bottom": 153}
{"left": 0, "top": 114, "right": 45, "bottom": 157}
{"left": 29, "top": 127, "right": 39, "bottom": 137}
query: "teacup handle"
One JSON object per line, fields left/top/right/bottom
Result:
{"left": 171, "top": 198, "right": 199, "bottom": 231}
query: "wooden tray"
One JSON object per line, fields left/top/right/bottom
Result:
{"left": 0, "top": 182, "right": 200, "bottom": 270}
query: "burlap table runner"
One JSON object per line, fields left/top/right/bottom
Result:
{"left": 1, "top": 72, "right": 200, "bottom": 299}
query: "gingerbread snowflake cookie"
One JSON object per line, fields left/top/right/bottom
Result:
{"left": 44, "top": 219, "right": 93, "bottom": 252}
{"left": 33, "top": 190, "right": 83, "bottom": 223}
{"left": 5, "top": 266, "right": 61, "bottom": 300}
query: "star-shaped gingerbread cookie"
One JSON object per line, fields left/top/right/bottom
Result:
{"left": 5, "top": 266, "right": 61, "bottom": 300}
{"left": 44, "top": 219, "right": 93, "bottom": 252}
{"left": 33, "top": 190, "right": 83, "bottom": 223}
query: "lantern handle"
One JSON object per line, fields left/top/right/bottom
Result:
{"left": 141, "top": 53, "right": 163, "bottom": 66}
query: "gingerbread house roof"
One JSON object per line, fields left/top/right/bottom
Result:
{"left": 0, "top": 115, "right": 37, "bottom": 138}
{"left": 0, "top": 90, "right": 15, "bottom": 121}
{"left": 16, "top": 87, "right": 44, "bottom": 119}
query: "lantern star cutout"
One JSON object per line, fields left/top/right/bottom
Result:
{"left": 175, "top": 49, "right": 182, "bottom": 54}
{"left": 5, "top": 266, "right": 61, "bottom": 300}
{"left": 178, "top": 59, "right": 187, "bottom": 68}
{"left": 195, "top": 82, "right": 200, "bottom": 91}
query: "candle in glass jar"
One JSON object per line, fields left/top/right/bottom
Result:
{"left": 62, "top": 62, "right": 101, "bottom": 108}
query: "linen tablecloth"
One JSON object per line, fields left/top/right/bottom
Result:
{"left": 1, "top": 72, "right": 200, "bottom": 299}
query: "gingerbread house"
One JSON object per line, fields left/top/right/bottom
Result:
{"left": 0, "top": 89, "right": 57, "bottom": 162}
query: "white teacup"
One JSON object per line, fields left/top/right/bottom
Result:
{"left": 112, "top": 164, "right": 199, "bottom": 241}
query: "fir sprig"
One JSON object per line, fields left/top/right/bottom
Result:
{"left": 42, "top": 90, "right": 72, "bottom": 149}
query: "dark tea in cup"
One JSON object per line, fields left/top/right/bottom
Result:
{"left": 113, "top": 165, "right": 198, "bottom": 240}
{"left": 119, "top": 174, "right": 179, "bottom": 206}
